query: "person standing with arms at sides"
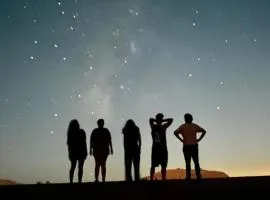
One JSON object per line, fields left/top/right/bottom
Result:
{"left": 90, "top": 119, "right": 113, "bottom": 182}
{"left": 149, "top": 113, "right": 173, "bottom": 181}
{"left": 174, "top": 113, "right": 206, "bottom": 180}
{"left": 122, "top": 119, "right": 141, "bottom": 181}
{"left": 67, "top": 119, "right": 87, "bottom": 183}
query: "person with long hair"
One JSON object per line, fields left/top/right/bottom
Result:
{"left": 67, "top": 119, "right": 87, "bottom": 183}
{"left": 122, "top": 119, "right": 141, "bottom": 181}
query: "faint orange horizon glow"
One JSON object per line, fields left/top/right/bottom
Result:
{"left": 227, "top": 167, "right": 270, "bottom": 177}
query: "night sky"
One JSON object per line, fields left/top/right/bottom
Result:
{"left": 0, "top": 0, "right": 270, "bottom": 184}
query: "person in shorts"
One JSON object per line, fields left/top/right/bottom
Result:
{"left": 149, "top": 113, "right": 173, "bottom": 180}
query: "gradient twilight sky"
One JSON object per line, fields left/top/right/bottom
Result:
{"left": 0, "top": 0, "right": 270, "bottom": 184}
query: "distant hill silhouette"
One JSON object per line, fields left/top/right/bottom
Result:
{"left": 143, "top": 168, "right": 229, "bottom": 180}
{"left": 0, "top": 179, "right": 17, "bottom": 185}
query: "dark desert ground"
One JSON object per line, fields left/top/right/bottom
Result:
{"left": 1, "top": 175, "right": 270, "bottom": 199}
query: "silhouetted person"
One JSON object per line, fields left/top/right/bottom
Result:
{"left": 149, "top": 113, "right": 173, "bottom": 180}
{"left": 67, "top": 119, "right": 87, "bottom": 183}
{"left": 90, "top": 119, "right": 113, "bottom": 182}
{"left": 174, "top": 113, "right": 206, "bottom": 180}
{"left": 122, "top": 119, "right": 141, "bottom": 181}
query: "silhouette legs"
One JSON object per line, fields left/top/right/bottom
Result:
{"left": 69, "top": 160, "right": 77, "bottom": 183}
{"left": 150, "top": 146, "right": 168, "bottom": 181}
{"left": 134, "top": 151, "right": 140, "bottom": 181}
{"left": 69, "top": 159, "right": 85, "bottom": 183}
{"left": 101, "top": 163, "right": 106, "bottom": 182}
{"left": 150, "top": 167, "right": 155, "bottom": 181}
{"left": 161, "top": 166, "right": 166, "bottom": 180}
{"left": 125, "top": 152, "right": 132, "bottom": 181}
{"left": 95, "top": 163, "right": 99, "bottom": 182}
{"left": 191, "top": 147, "right": 201, "bottom": 179}
{"left": 150, "top": 166, "right": 166, "bottom": 180}
{"left": 183, "top": 144, "right": 201, "bottom": 180}
{"left": 78, "top": 159, "right": 85, "bottom": 183}
{"left": 125, "top": 150, "right": 141, "bottom": 181}
{"left": 94, "top": 155, "right": 108, "bottom": 182}
{"left": 183, "top": 149, "right": 192, "bottom": 179}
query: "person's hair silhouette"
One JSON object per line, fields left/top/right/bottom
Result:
{"left": 97, "top": 118, "right": 104, "bottom": 128}
{"left": 122, "top": 119, "right": 141, "bottom": 181}
{"left": 149, "top": 113, "right": 173, "bottom": 181}
{"left": 90, "top": 119, "right": 113, "bottom": 182}
{"left": 184, "top": 113, "right": 193, "bottom": 123}
{"left": 174, "top": 113, "right": 206, "bottom": 180}
{"left": 67, "top": 119, "right": 87, "bottom": 183}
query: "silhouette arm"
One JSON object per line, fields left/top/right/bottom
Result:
{"left": 67, "top": 134, "right": 73, "bottom": 154}
{"left": 67, "top": 136, "right": 70, "bottom": 146}
{"left": 82, "top": 130, "right": 87, "bottom": 158}
{"left": 122, "top": 129, "right": 126, "bottom": 148}
{"left": 67, "top": 137, "right": 71, "bottom": 150}
{"left": 162, "top": 118, "right": 173, "bottom": 129}
{"left": 138, "top": 129, "right": 142, "bottom": 150}
{"left": 90, "top": 131, "right": 93, "bottom": 155}
{"left": 108, "top": 130, "right": 113, "bottom": 155}
{"left": 197, "top": 127, "right": 206, "bottom": 142}
{"left": 174, "top": 126, "right": 184, "bottom": 143}
{"left": 149, "top": 118, "right": 156, "bottom": 128}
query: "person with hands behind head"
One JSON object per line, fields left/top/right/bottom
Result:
{"left": 149, "top": 113, "right": 173, "bottom": 181}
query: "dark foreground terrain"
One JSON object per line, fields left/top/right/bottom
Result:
{"left": 1, "top": 176, "right": 270, "bottom": 199}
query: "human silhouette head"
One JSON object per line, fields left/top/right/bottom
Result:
{"left": 97, "top": 119, "right": 105, "bottom": 128}
{"left": 126, "top": 119, "right": 135, "bottom": 126}
{"left": 125, "top": 119, "right": 136, "bottom": 128}
{"left": 68, "top": 119, "right": 80, "bottom": 131}
{"left": 67, "top": 119, "right": 80, "bottom": 137}
{"left": 156, "top": 113, "right": 164, "bottom": 124}
{"left": 184, "top": 113, "right": 193, "bottom": 123}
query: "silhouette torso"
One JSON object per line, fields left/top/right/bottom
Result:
{"left": 68, "top": 129, "right": 87, "bottom": 160}
{"left": 178, "top": 123, "right": 203, "bottom": 145}
{"left": 91, "top": 128, "right": 111, "bottom": 156}
{"left": 151, "top": 124, "right": 167, "bottom": 148}
{"left": 123, "top": 126, "right": 140, "bottom": 151}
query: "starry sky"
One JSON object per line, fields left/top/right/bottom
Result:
{"left": 0, "top": 0, "right": 270, "bottom": 184}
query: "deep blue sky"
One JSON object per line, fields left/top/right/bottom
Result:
{"left": 0, "top": 0, "right": 270, "bottom": 183}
